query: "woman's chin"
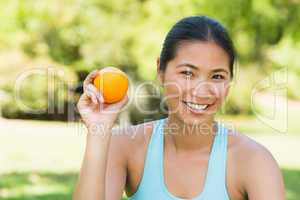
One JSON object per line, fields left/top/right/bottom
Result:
{"left": 183, "top": 116, "right": 211, "bottom": 125}
{"left": 174, "top": 110, "right": 212, "bottom": 125}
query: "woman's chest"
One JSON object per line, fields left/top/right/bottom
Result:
{"left": 126, "top": 145, "right": 246, "bottom": 200}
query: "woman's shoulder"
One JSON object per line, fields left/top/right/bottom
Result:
{"left": 227, "top": 128, "right": 281, "bottom": 189}
{"left": 227, "top": 129, "right": 275, "bottom": 160}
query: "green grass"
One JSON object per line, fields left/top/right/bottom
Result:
{"left": 0, "top": 172, "right": 76, "bottom": 200}
{"left": 0, "top": 169, "right": 299, "bottom": 200}
{"left": 0, "top": 115, "right": 299, "bottom": 200}
{"left": 0, "top": 171, "right": 127, "bottom": 200}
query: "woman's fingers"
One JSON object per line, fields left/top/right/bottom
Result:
{"left": 86, "top": 90, "right": 98, "bottom": 105}
{"left": 82, "top": 70, "right": 99, "bottom": 105}
{"left": 86, "top": 84, "right": 104, "bottom": 103}
{"left": 83, "top": 69, "right": 99, "bottom": 93}
{"left": 82, "top": 69, "right": 105, "bottom": 105}
{"left": 77, "top": 93, "right": 91, "bottom": 111}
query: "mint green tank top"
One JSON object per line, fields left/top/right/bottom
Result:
{"left": 128, "top": 117, "right": 230, "bottom": 200}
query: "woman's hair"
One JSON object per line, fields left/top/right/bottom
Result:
{"left": 159, "top": 15, "right": 236, "bottom": 78}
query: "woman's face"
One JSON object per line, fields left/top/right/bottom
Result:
{"left": 157, "top": 41, "right": 231, "bottom": 125}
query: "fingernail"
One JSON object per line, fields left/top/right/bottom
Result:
{"left": 87, "top": 84, "right": 93, "bottom": 91}
{"left": 92, "top": 96, "right": 98, "bottom": 104}
{"left": 99, "top": 94, "right": 104, "bottom": 103}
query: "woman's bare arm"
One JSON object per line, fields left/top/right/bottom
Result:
{"left": 241, "top": 141, "right": 285, "bottom": 200}
{"left": 105, "top": 128, "right": 130, "bottom": 200}
{"left": 73, "top": 127, "right": 129, "bottom": 200}
{"left": 73, "top": 129, "right": 112, "bottom": 200}
{"left": 73, "top": 68, "right": 129, "bottom": 200}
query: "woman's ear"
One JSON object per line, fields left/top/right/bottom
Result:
{"left": 156, "top": 57, "right": 164, "bottom": 85}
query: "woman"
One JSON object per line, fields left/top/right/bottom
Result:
{"left": 73, "top": 16, "right": 285, "bottom": 200}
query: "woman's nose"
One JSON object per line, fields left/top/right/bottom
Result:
{"left": 191, "top": 81, "right": 216, "bottom": 99}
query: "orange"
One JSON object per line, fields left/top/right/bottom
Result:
{"left": 93, "top": 67, "right": 129, "bottom": 104}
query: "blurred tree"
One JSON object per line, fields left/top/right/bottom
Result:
{"left": 0, "top": 0, "right": 299, "bottom": 120}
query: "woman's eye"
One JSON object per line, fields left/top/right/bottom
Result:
{"left": 212, "top": 74, "right": 225, "bottom": 80}
{"left": 181, "top": 71, "right": 193, "bottom": 78}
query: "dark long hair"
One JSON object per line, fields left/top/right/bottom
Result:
{"left": 159, "top": 15, "right": 236, "bottom": 78}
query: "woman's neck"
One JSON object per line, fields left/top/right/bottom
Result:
{"left": 163, "top": 115, "right": 217, "bottom": 153}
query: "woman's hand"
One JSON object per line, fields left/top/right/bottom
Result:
{"left": 77, "top": 68, "right": 129, "bottom": 135}
{"left": 73, "top": 68, "right": 129, "bottom": 200}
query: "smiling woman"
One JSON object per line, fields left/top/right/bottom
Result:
{"left": 157, "top": 40, "right": 232, "bottom": 120}
{"left": 73, "top": 15, "right": 285, "bottom": 200}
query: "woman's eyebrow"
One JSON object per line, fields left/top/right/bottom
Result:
{"left": 211, "top": 68, "right": 229, "bottom": 74}
{"left": 175, "top": 63, "right": 199, "bottom": 70}
{"left": 176, "top": 63, "right": 229, "bottom": 74}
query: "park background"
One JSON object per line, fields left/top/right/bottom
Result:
{"left": 0, "top": 0, "right": 299, "bottom": 199}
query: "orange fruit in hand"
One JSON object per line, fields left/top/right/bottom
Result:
{"left": 93, "top": 67, "right": 129, "bottom": 104}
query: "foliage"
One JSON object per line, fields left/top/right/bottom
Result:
{"left": 0, "top": 0, "right": 299, "bottom": 118}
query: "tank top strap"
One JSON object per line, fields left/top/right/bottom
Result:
{"left": 146, "top": 118, "right": 165, "bottom": 157}
{"left": 204, "top": 121, "right": 229, "bottom": 194}
{"left": 128, "top": 118, "right": 165, "bottom": 198}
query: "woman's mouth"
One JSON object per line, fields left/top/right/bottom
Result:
{"left": 182, "top": 101, "right": 211, "bottom": 114}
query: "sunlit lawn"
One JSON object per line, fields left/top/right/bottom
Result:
{"left": 0, "top": 109, "right": 299, "bottom": 200}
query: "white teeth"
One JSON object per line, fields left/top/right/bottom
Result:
{"left": 185, "top": 102, "right": 208, "bottom": 110}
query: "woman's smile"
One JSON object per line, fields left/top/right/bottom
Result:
{"left": 182, "top": 100, "right": 215, "bottom": 114}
